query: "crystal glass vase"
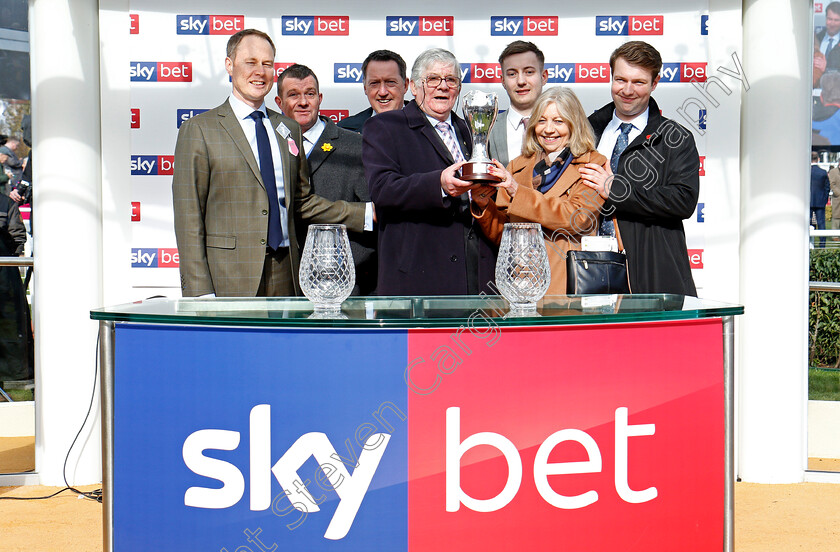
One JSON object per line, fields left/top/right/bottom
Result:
{"left": 495, "top": 222, "right": 551, "bottom": 314}
{"left": 299, "top": 224, "right": 355, "bottom": 315}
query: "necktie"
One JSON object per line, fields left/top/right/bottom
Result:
{"left": 610, "top": 122, "right": 633, "bottom": 172}
{"left": 827, "top": 37, "right": 836, "bottom": 55}
{"left": 436, "top": 121, "right": 466, "bottom": 163}
{"left": 249, "top": 110, "right": 283, "bottom": 250}
{"left": 521, "top": 117, "right": 530, "bottom": 137}
{"left": 601, "top": 123, "right": 634, "bottom": 237}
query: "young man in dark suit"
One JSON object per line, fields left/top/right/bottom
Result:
{"left": 580, "top": 41, "right": 700, "bottom": 295}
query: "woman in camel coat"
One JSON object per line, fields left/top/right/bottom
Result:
{"left": 472, "top": 86, "right": 609, "bottom": 295}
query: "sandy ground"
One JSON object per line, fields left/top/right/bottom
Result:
{"left": 0, "top": 481, "right": 838, "bottom": 551}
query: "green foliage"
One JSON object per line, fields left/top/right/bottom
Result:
{"left": 809, "top": 368, "right": 840, "bottom": 401}
{"left": 809, "top": 249, "right": 840, "bottom": 367}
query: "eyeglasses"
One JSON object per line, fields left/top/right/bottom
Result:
{"left": 424, "top": 75, "right": 460, "bottom": 88}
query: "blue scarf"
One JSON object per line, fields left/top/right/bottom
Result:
{"left": 532, "top": 148, "right": 572, "bottom": 194}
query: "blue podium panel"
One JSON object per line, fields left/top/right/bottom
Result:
{"left": 114, "top": 324, "right": 409, "bottom": 551}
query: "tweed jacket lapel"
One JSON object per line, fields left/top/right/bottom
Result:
{"left": 267, "top": 109, "right": 296, "bottom": 211}
{"left": 218, "top": 100, "right": 264, "bottom": 190}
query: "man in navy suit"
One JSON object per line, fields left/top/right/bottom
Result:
{"left": 816, "top": 2, "right": 840, "bottom": 83}
{"left": 338, "top": 50, "right": 408, "bottom": 134}
{"left": 363, "top": 48, "right": 497, "bottom": 295}
{"left": 811, "top": 151, "right": 830, "bottom": 247}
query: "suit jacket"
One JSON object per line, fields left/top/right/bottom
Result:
{"left": 473, "top": 151, "right": 608, "bottom": 295}
{"left": 811, "top": 165, "right": 830, "bottom": 208}
{"left": 589, "top": 98, "right": 699, "bottom": 296}
{"left": 817, "top": 29, "right": 840, "bottom": 76}
{"left": 488, "top": 110, "right": 510, "bottom": 167}
{"left": 173, "top": 100, "right": 364, "bottom": 297}
{"left": 363, "top": 100, "right": 497, "bottom": 295}
{"left": 337, "top": 107, "right": 374, "bottom": 133}
{"left": 308, "top": 116, "right": 377, "bottom": 295}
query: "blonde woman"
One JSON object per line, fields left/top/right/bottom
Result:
{"left": 472, "top": 86, "right": 609, "bottom": 295}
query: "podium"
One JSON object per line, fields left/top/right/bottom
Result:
{"left": 92, "top": 295, "right": 742, "bottom": 551}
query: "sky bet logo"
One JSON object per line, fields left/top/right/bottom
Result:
{"left": 460, "top": 63, "right": 502, "bottom": 83}
{"left": 490, "top": 16, "right": 558, "bottom": 36}
{"left": 544, "top": 63, "right": 610, "bottom": 83}
{"left": 130, "top": 62, "right": 192, "bottom": 82}
{"left": 177, "top": 109, "right": 208, "bottom": 128}
{"left": 321, "top": 110, "right": 349, "bottom": 123}
{"left": 131, "top": 155, "right": 174, "bottom": 176}
{"left": 131, "top": 248, "right": 179, "bottom": 268}
{"left": 176, "top": 15, "right": 244, "bottom": 35}
{"left": 130, "top": 108, "right": 140, "bottom": 129}
{"left": 335, "top": 63, "right": 363, "bottom": 83}
{"left": 386, "top": 16, "right": 454, "bottom": 36}
{"left": 659, "top": 63, "right": 707, "bottom": 83}
{"left": 595, "top": 15, "right": 664, "bottom": 35}
{"left": 282, "top": 16, "right": 349, "bottom": 35}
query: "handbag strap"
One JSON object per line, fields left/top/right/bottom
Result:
{"left": 613, "top": 216, "right": 625, "bottom": 253}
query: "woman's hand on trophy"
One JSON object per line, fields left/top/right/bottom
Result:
{"left": 488, "top": 160, "right": 517, "bottom": 198}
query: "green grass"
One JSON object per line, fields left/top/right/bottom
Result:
{"left": 810, "top": 367, "right": 840, "bottom": 400}
{"left": 1, "top": 388, "right": 33, "bottom": 402}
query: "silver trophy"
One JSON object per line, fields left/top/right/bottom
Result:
{"left": 461, "top": 90, "right": 502, "bottom": 183}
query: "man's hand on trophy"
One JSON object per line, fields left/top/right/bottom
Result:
{"left": 487, "top": 160, "right": 518, "bottom": 198}
{"left": 440, "top": 161, "right": 474, "bottom": 197}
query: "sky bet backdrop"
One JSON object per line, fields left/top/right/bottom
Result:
{"left": 124, "top": 0, "right": 741, "bottom": 295}
{"left": 113, "top": 318, "right": 724, "bottom": 550}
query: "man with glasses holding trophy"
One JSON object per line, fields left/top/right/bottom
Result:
{"left": 363, "top": 48, "right": 497, "bottom": 296}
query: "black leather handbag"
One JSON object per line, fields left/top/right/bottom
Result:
{"left": 565, "top": 250, "right": 630, "bottom": 294}
{"left": 566, "top": 219, "right": 631, "bottom": 294}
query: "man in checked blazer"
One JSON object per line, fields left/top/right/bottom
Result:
{"left": 275, "top": 64, "right": 377, "bottom": 295}
{"left": 173, "top": 29, "right": 366, "bottom": 297}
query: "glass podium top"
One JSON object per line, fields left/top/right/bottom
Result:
{"left": 91, "top": 295, "right": 743, "bottom": 329}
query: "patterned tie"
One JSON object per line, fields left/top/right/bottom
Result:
{"left": 601, "top": 123, "right": 634, "bottom": 238}
{"left": 827, "top": 37, "right": 836, "bottom": 55}
{"left": 521, "top": 117, "right": 530, "bottom": 137}
{"left": 610, "top": 122, "right": 633, "bottom": 172}
{"left": 249, "top": 110, "right": 283, "bottom": 250}
{"left": 436, "top": 121, "right": 466, "bottom": 163}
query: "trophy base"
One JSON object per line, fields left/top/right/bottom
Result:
{"left": 461, "top": 161, "right": 503, "bottom": 183}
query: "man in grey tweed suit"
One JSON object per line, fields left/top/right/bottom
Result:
{"left": 275, "top": 64, "right": 377, "bottom": 295}
{"left": 173, "top": 30, "right": 365, "bottom": 297}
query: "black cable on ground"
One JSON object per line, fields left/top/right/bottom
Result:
{"left": 0, "top": 331, "right": 103, "bottom": 503}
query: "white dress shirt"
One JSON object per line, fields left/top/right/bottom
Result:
{"left": 228, "top": 94, "right": 290, "bottom": 247}
{"left": 596, "top": 108, "right": 649, "bottom": 160}
{"left": 505, "top": 107, "right": 529, "bottom": 163}
{"left": 302, "top": 117, "right": 326, "bottom": 157}
{"left": 822, "top": 32, "right": 840, "bottom": 56}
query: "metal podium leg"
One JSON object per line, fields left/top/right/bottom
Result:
{"left": 99, "top": 321, "right": 115, "bottom": 552}
{"left": 723, "top": 315, "right": 734, "bottom": 552}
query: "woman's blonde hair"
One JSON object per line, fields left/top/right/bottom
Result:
{"left": 522, "top": 86, "right": 596, "bottom": 158}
